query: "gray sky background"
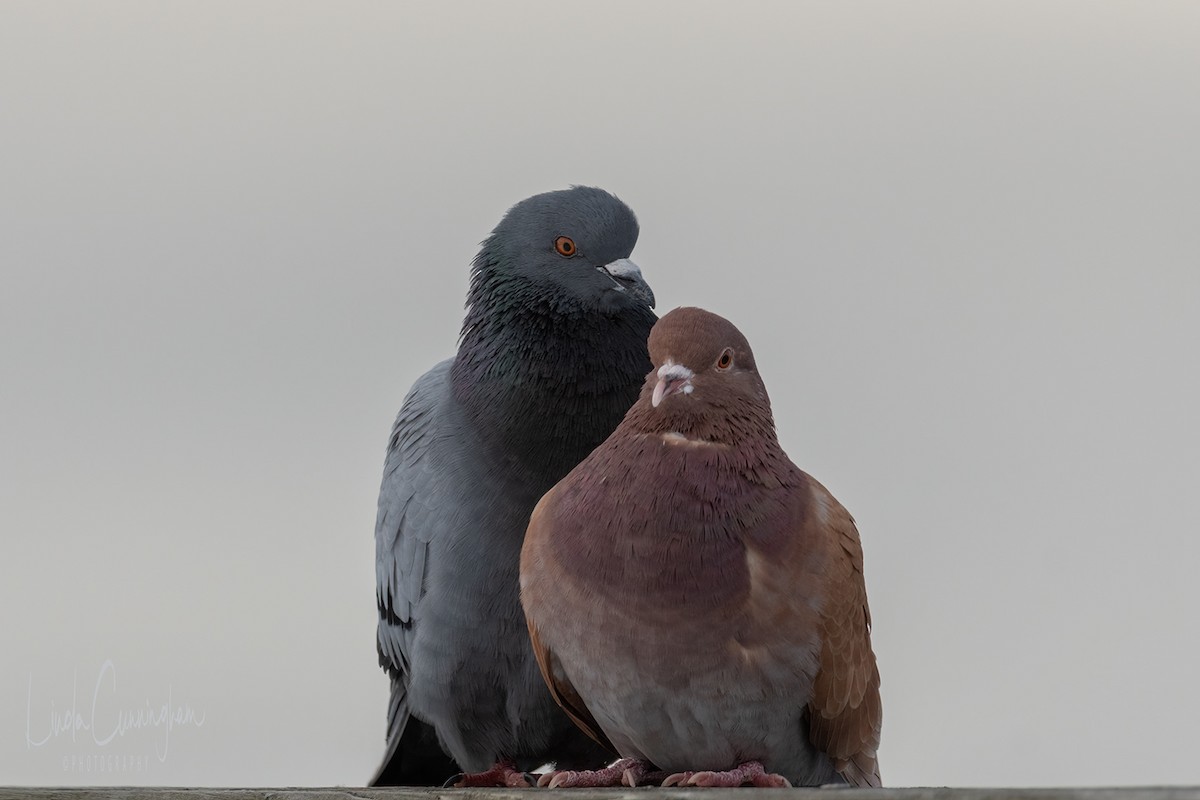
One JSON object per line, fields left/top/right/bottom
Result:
{"left": 3, "top": 1, "right": 1198, "bottom": 788}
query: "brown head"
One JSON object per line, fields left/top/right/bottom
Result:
{"left": 625, "top": 306, "right": 778, "bottom": 448}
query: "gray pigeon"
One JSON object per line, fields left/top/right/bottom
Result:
{"left": 371, "top": 186, "right": 656, "bottom": 786}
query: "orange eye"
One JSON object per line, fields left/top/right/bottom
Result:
{"left": 716, "top": 348, "right": 734, "bottom": 370}
{"left": 554, "top": 236, "right": 577, "bottom": 257}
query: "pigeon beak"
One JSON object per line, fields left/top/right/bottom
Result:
{"left": 651, "top": 362, "right": 694, "bottom": 408}
{"left": 597, "top": 258, "right": 655, "bottom": 309}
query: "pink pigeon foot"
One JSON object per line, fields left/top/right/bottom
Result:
{"left": 537, "top": 757, "right": 654, "bottom": 788}
{"left": 447, "top": 760, "right": 533, "bottom": 788}
{"left": 662, "top": 760, "right": 792, "bottom": 788}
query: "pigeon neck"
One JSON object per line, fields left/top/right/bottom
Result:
{"left": 450, "top": 280, "right": 652, "bottom": 479}
{"left": 625, "top": 399, "right": 793, "bottom": 486}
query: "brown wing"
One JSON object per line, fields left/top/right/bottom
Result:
{"left": 526, "top": 613, "right": 617, "bottom": 756}
{"left": 523, "top": 492, "right": 617, "bottom": 756}
{"left": 805, "top": 483, "right": 883, "bottom": 787}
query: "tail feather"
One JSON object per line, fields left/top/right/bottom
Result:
{"left": 369, "top": 678, "right": 459, "bottom": 786}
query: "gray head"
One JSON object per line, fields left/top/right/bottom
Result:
{"left": 472, "top": 186, "right": 655, "bottom": 313}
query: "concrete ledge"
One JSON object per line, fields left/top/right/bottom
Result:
{"left": 2, "top": 788, "right": 1199, "bottom": 800}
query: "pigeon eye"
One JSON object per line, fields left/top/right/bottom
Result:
{"left": 716, "top": 348, "right": 734, "bottom": 370}
{"left": 554, "top": 236, "right": 577, "bottom": 257}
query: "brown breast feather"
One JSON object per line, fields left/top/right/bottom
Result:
{"left": 525, "top": 442, "right": 882, "bottom": 786}
{"left": 523, "top": 489, "right": 618, "bottom": 757}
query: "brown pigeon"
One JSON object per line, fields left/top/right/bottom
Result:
{"left": 520, "top": 306, "right": 882, "bottom": 788}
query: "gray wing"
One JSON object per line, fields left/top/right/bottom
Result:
{"left": 373, "top": 358, "right": 453, "bottom": 782}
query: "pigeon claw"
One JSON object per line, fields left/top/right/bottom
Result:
{"left": 662, "top": 760, "right": 791, "bottom": 788}
{"left": 661, "top": 770, "right": 696, "bottom": 787}
{"left": 537, "top": 770, "right": 589, "bottom": 789}
{"left": 537, "top": 757, "right": 650, "bottom": 788}
{"left": 446, "top": 760, "right": 533, "bottom": 788}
